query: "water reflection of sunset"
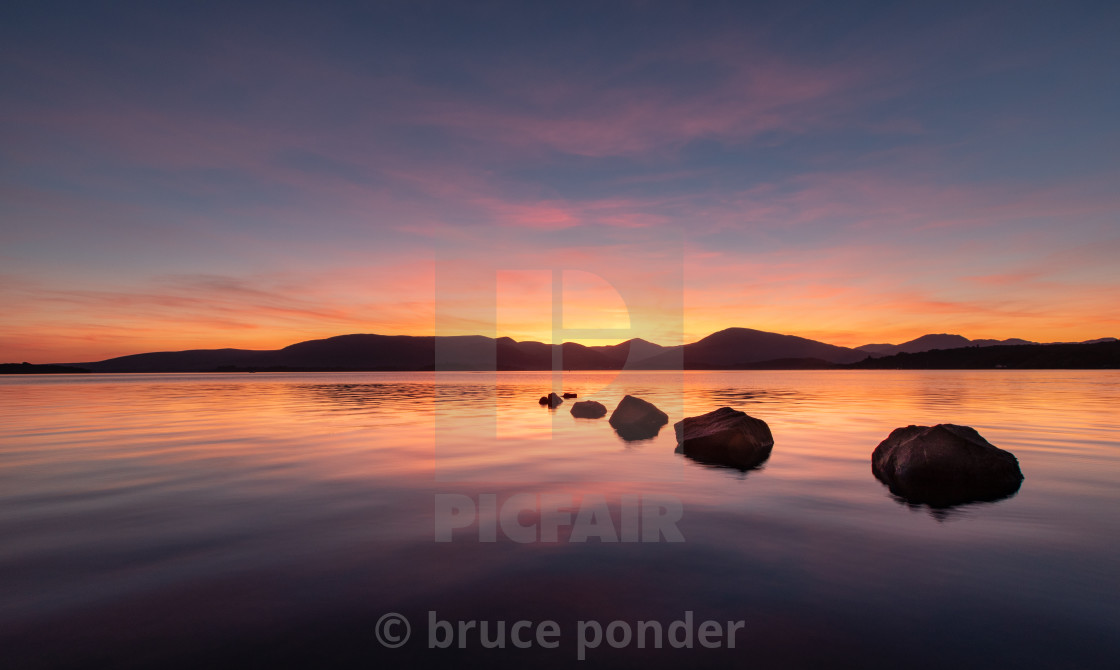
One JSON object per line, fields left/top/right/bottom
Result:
{"left": 4, "top": 370, "right": 1120, "bottom": 667}
{"left": 6, "top": 370, "right": 1116, "bottom": 500}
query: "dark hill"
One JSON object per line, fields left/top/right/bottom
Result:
{"left": 634, "top": 327, "right": 864, "bottom": 368}
{"left": 849, "top": 340, "right": 1120, "bottom": 369}
{"left": 78, "top": 334, "right": 619, "bottom": 372}
{"left": 68, "top": 329, "right": 1117, "bottom": 372}
{"left": 588, "top": 338, "right": 675, "bottom": 368}
{"left": 854, "top": 333, "right": 1111, "bottom": 357}
{"left": 78, "top": 348, "right": 269, "bottom": 373}
{"left": 858, "top": 333, "right": 976, "bottom": 356}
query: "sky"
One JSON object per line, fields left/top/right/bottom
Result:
{"left": 2, "top": 0, "right": 1118, "bottom": 362}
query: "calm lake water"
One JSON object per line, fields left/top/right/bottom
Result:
{"left": 1, "top": 370, "right": 1118, "bottom": 669}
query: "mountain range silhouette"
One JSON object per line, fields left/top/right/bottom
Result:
{"left": 52, "top": 328, "right": 1117, "bottom": 372}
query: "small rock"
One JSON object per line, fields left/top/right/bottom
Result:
{"left": 674, "top": 407, "right": 773, "bottom": 470}
{"left": 608, "top": 395, "right": 668, "bottom": 441}
{"left": 538, "top": 393, "right": 564, "bottom": 407}
{"left": 570, "top": 400, "right": 607, "bottom": 419}
{"left": 872, "top": 424, "right": 1024, "bottom": 508}
{"left": 562, "top": 392, "right": 578, "bottom": 398}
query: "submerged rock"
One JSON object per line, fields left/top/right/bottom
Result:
{"left": 871, "top": 424, "right": 1024, "bottom": 508}
{"left": 562, "top": 392, "right": 578, "bottom": 399}
{"left": 538, "top": 392, "right": 564, "bottom": 407}
{"left": 674, "top": 407, "right": 774, "bottom": 470}
{"left": 608, "top": 395, "right": 668, "bottom": 441}
{"left": 570, "top": 400, "right": 607, "bottom": 419}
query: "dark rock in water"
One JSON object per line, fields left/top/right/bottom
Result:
{"left": 608, "top": 395, "right": 668, "bottom": 441}
{"left": 674, "top": 407, "right": 773, "bottom": 470}
{"left": 872, "top": 424, "right": 1024, "bottom": 508}
{"left": 570, "top": 400, "right": 607, "bottom": 419}
{"left": 538, "top": 393, "right": 564, "bottom": 407}
{"left": 562, "top": 392, "right": 578, "bottom": 398}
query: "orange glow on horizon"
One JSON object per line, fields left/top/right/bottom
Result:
{"left": 2, "top": 254, "right": 1116, "bottom": 363}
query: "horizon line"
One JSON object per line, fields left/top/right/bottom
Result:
{"left": 48, "top": 327, "right": 1118, "bottom": 366}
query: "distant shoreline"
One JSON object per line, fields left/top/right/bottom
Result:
{"left": 0, "top": 363, "right": 92, "bottom": 374}
{"left": 5, "top": 353, "right": 1118, "bottom": 375}
{"left": 7, "top": 332, "right": 1118, "bottom": 373}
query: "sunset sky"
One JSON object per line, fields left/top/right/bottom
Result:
{"left": 2, "top": 1, "right": 1118, "bottom": 362}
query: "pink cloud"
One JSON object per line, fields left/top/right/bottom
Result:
{"left": 408, "top": 50, "right": 869, "bottom": 158}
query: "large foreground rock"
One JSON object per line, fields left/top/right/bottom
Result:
{"left": 570, "top": 400, "right": 607, "bottom": 419}
{"left": 538, "top": 392, "right": 563, "bottom": 407}
{"left": 872, "top": 424, "right": 1023, "bottom": 507}
{"left": 674, "top": 407, "right": 774, "bottom": 470}
{"left": 608, "top": 395, "right": 668, "bottom": 441}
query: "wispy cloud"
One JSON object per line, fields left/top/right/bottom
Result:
{"left": 2, "top": 2, "right": 1118, "bottom": 360}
